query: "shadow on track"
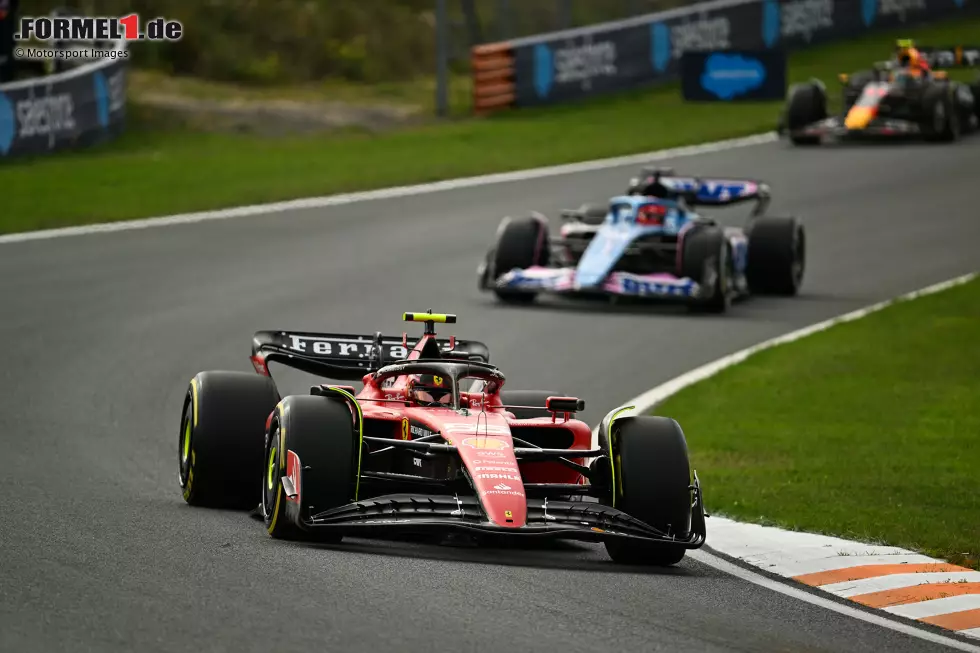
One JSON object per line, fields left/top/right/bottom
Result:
{"left": 305, "top": 535, "right": 699, "bottom": 577}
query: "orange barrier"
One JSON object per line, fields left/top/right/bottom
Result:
{"left": 471, "top": 42, "right": 515, "bottom": 115}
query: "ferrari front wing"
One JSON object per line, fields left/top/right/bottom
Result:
{"left": 300, "top": 490, "right": 707, "bottom": 548}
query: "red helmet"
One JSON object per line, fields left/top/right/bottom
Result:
{"left": 409, "top": 374, "right": 452, "bottom": 407}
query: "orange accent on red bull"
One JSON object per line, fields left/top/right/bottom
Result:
{"left": 845, "top": 106, "right": 877, "bottom": 130}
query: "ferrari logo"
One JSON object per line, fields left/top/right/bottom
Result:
{"left": 433, "top": 375, "right": 444, "bottom": 386}
{"left": 401, "top": 418, "right": 409, "bottom": 440}
{"left": 505, "top": 510, "right": 512, "bottom": 519}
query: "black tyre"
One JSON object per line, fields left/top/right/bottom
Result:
{"left": 922, "top": 85, "right": 959, "bottom": 143}
{"left": 499, "top": 389, "right": 564, "bottom": 419}
{"left": 746, "top": 217, "right": 805, "bottom": 296}
{"left": 785, "top": 82, "right": 827, "bottom": 146}
{"left": 492, "top": 216, "right": 550, "bottom": 304}
{"left": 575, "top": 203, "right": 609, "bottom": 225}
{"left": 262, "top": 395, "right": 359, "bottom": 541}
{"left": 972, "top": 78, "right": 980, "bottom": 121}
{"left": 178, "top": 371, "right": 280, "bottom": 509}
{"left": 604, "top": 416, "right": 693, "bottom": 566}
{"left": 680, "top": 226, "right": 730, "bottom": 313}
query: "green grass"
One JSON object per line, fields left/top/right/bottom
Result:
{"left": 655, "top": 277, "right": 980, "bottom": 569}
{"left": 3, "top": 16, "right": 980, "bottom": 233}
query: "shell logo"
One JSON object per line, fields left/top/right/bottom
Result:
{"left": 462, "top": 437, "right": 510, "bottom": 450}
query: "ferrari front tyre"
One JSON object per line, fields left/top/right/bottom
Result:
{"left": 604, "top": 416, "right": 692, "bottom": 566}
{"left": 680, "top": 226, "right": 730, "bottom": 313}
{"left": 262, "top": 395, "right": 359, "bottom": 541}
{"left": 746, "top": 217, "right": 805, "bottom": 296}
{"left": 785, "top": 82, "right": 826, "bottom": 146}
{"left": 492, "top": 216, "right": 550, "bottom": 304}
{"left": 178, "top": 371, "right": 280, "bottom": 509}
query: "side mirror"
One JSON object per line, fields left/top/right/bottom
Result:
{"left": 546, "top": 396, "right": 584, "bottom": 413}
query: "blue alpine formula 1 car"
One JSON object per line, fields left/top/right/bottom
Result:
{"left": 477, "top": 168, "right": 805, "bottom": 313}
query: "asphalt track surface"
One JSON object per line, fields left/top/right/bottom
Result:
{"left": 2, "top": 137, "right": 979, "bottom": 653}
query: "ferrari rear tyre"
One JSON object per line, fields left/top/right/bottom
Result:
{"left": 492, "top": 216, "right": 550, "bottom": 304}
{"left": 604, "top": 416, "right": 692, "bottom": 566}
{"left": 178, "top": 371, "right": 280, "bottom": 509}
{"left": 499, "top": 390, "right": 564, "bottom": 419}
{"left": 746, "top": 217, "right": 805, "bottom": 296}
{"left": 681, "top": 226, "right": 730, "bottom": 314}
{"left": 262, "top": 395, "right": 359, "bottom": 541}
{"left": 785, "top": 82, "right": 826, "bottom": 146}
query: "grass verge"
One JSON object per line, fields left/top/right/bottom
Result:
{"left": 655, "top": 276, "right": 980, "bottom": 569}
{"left": 3, "top": 16, "right": 980, "bottom": 233}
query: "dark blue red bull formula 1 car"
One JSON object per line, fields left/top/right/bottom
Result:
{"left": 477, "top": 168, "right": 805, "bottom": 314}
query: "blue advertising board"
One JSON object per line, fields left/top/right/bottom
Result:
{"left": 506, "top": 0, "right": 980, "bottom": 108}
{"left": 0, "top": 45, "right": 127, "bottom": 158}
{"left": 681, "top": 49, "right": 787, "bottom": 101}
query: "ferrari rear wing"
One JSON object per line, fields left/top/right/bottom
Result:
{"left": 251, "top": 330, "right": 490, "bottom": 381}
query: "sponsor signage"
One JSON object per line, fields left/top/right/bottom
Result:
{"left": 507, "top": 0, "right": 980, "bottom": 108}
{"left": 681, "top": 49, "right": 787, "bottom": 101}
{"left": 0, "top": 46, "right": 126, "bottom": 157}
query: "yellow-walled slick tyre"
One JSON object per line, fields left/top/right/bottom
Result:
{"left": 604, "top": 416, "right": 693, "bottom": 566}
{"left": 262, "top": 395, "right": 359, "bottom": 541}
{"left": 178, "top": 371, "right": 279, "bottom": 509}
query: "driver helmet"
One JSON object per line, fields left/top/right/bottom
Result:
{"left": 409, "top": 374, "right": 452, "bottom": 407}
{"left": 895, "top": 39, "right": 923, "bottom": 70}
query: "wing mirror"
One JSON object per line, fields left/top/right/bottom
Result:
{"left": 546, "top": 396, "right": 584, "bottom": 413}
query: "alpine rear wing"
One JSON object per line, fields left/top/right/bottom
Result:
{"left": 251, "top": 330, "right": 491, "bottom": 381}
{"left": 632, "top": 168, "right": 772, "bottom": 215}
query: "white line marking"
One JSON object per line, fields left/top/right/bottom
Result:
{"left": 0, "top": 132, "right": 776, "bottom": 246}
{"left": 598, "top": 271, "right": 979, "bottom": 649}
{"left": 961, "top": 627, "right": 980, "bottom": 639}
{"left": 689, "top": 549, "right": 980, "bottom": 652}
{"left": 824, "top": 573, "right": 980, "bottom": 599}
{"left": 886, "top": 596, "right": 980, "bottom": 620}
{"left": 622, "top": 273, "right": 977, "bottom": 418}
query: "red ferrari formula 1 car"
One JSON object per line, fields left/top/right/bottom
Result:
{"left": 177, "top": 311, "right": 706, "bottom": 565}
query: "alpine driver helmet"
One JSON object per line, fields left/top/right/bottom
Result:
{"left": 409, "top": 374, "right": 452, "bottom": 407}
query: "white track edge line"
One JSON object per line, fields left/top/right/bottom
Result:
{"left": 0, "top": 132, "right": 777, "bottom": 246}
{"left": 688, "top": 549, "right": 980, "bottom": 652}
{"left": 624, "top": 271, "right": 977, "bottom": 417}
{"left": 599, "top": 270, "right": 980, "bottom": 651}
